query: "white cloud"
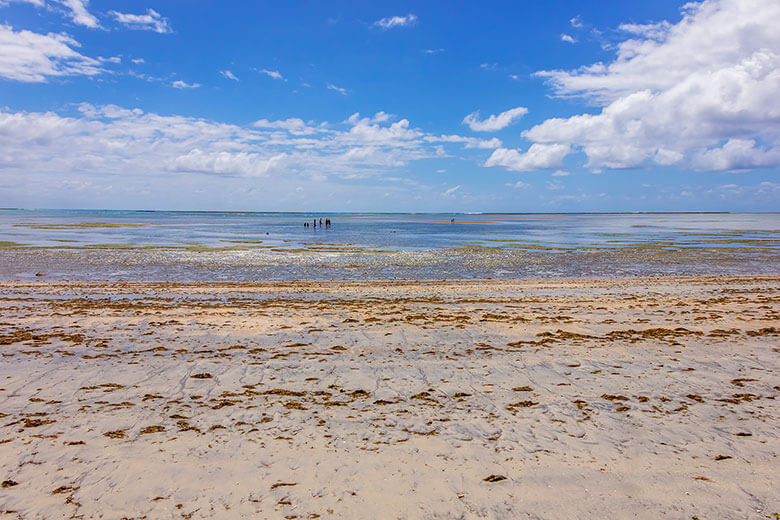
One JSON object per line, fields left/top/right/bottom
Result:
{"left": 252, "top": 117, "right": 325, "bottom": 136}
{"left": 172, "top": 80, "right": 200, "bottom": 89}
{"left": 0, "top": 24, "right": 102, "bottom": 82}
{"left": 561, "top": 33, "right": 576, "bottom": 43}
{"left": 424, "top": 48, "right": 444, "bottom": 54}
{"left": 131, "top": 58, "right": 144, "bottom": 64}
{"left": 258, "top": 68, "right": 284, "bottom": 81}
{"left": 109, "top": 9, "right": 172, "bottom": 33}
{"left": 490, "top": 0, "right": 780, "bottom": 172}
{"left": 757, "top": 181, "right": 780, "bottom": 194}
{"left": 372, "top": 14, "right": 417, "bottom": 30}
{"left": 3, "top": 0, "right": 99, "bottom": 27}
{"left": 434, "top": 134, "right": 501, "bottom": 149}
{"left": 171, "top": 149, "right": 287, "bottom": 177}
{"left": 0, "top": 104, "right": 490, "bottom": 182}
{"left": 220, "top": 70, "right": 238, "bottom": 81}
{"left": 485, "top": 143, "right": 571, "bottom": 171}
{"left": 570, "top": 16, "right": 583, "bottom": 28}
{"left": 691, "top": 138, "right": 780, "bottom": 171}
{"left": 463, "top": 106, "right": 528, "bottom": 132}
{"left": 618, "top": 21, "right": 672, "bottom": 41}
{"left": 551, "top": 170, "right": 570, "bottom": 176}
{"left": 1, "top": 0, "right": 46, "bottom": 6}
{"left": 443, "top": 185, "right": 461, "bottom": 197}
{"left": 327, "top": 83, "right": 347, "bottom": 95}
{"left": 59, "top": 0, "right": 99, "bottom": 28}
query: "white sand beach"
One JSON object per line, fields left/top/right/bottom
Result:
{"left": 0, "top": 275, "right": 778, "bottom": 519}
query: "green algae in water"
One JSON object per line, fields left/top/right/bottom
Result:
{"left": 300, "top": 242, "right": 355, "bottom": 246}
{"left": 0, "top": 241, "right": 27, "bottom": 247}
{"left": 183, "top": 244, "right": 274, "bottom": 252}
{"left": 13, "top": 222, "right": 155, "bottom": 229}
{"left": 449, "top": 245, "right": 505, "bottom": 251}
{"left": 271, "top": 246, "right": 398, "bottom": 254}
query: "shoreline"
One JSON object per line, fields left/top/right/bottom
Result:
{"left": 1, "top": 275, "right": 778, "bottom": 518}
{"left": 1, "top": 272, "right": 779, "bottom": 289}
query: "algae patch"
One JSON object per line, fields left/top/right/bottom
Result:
{"left": 14, "top": 222, "right": 156, "bottom": 229}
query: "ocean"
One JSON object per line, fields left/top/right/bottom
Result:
{"left": 1, "top": 209, "right": 778, "bottom": 281}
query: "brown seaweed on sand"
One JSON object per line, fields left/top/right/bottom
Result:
{"left": 140, "top": 425, "right": 165, "bottom": 434}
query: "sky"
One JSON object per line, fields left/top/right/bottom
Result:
{"left": 0, "top": 0, "right": 779, "bottom": 212}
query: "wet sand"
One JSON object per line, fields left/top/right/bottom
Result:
{"left": 0, "top": 275, "right": 778, "bottom": 519}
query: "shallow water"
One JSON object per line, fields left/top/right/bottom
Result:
{"left": 1, "top": 209, "right": 778, "bottom": 280}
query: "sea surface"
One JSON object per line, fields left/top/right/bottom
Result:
{"left": 1, "top": 209, "right": 778, "bottom": 281}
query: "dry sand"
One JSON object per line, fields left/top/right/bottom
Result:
{"left": 0, "top": 275, "right": 778, "bottom": 519}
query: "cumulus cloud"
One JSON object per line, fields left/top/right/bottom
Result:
{"left": 257, "top": 68, "right": 284, "bottom": 81}
{"left": 490, "top": 0, "right": 780, "bottom": 172}
{"left": 485, "top": 143, "right": 571, "bottom": 171}
{"left": 220, "top": 70, "right": 238, "bottom": 81}
{"left": 560, "top": 34, "right": 576, "bottom": 43}
{"left": 463, "top": 106, "right": 528, "bottom": 132}
{"left": 691, "top": 138, "right": 780, "bottom": 171}
{"left": 171, "top": 149, "right": 287, "bottom": 177}
{"left": 372, "top": 14, "right": 417, "bottom": 30}
{"left": 0, "top": 24, "right": 102, "bottom": 82}
{"left": 109, "top": 8, "right": 172, "bottom": 33}
{"left": 0, "top": 104, "right": 491, "bottom": 181}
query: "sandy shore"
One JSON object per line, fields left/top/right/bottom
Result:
{"left": 0, "top": 275, "right": 778, "bottom": 519}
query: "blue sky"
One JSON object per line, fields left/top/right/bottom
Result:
{"left": 0, "top": 0, "right": 778, "bottom": 212}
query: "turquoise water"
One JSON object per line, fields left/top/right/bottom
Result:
{"left": 1, "top": 209, "right": 778, "bottom": 280}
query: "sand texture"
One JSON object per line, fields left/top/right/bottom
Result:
{"left": 0, "top": 276, "right": 778, "bottom": 519}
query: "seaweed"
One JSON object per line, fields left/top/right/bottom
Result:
{"left": 139, "top": 425, "right": 165, "bottom": 434}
